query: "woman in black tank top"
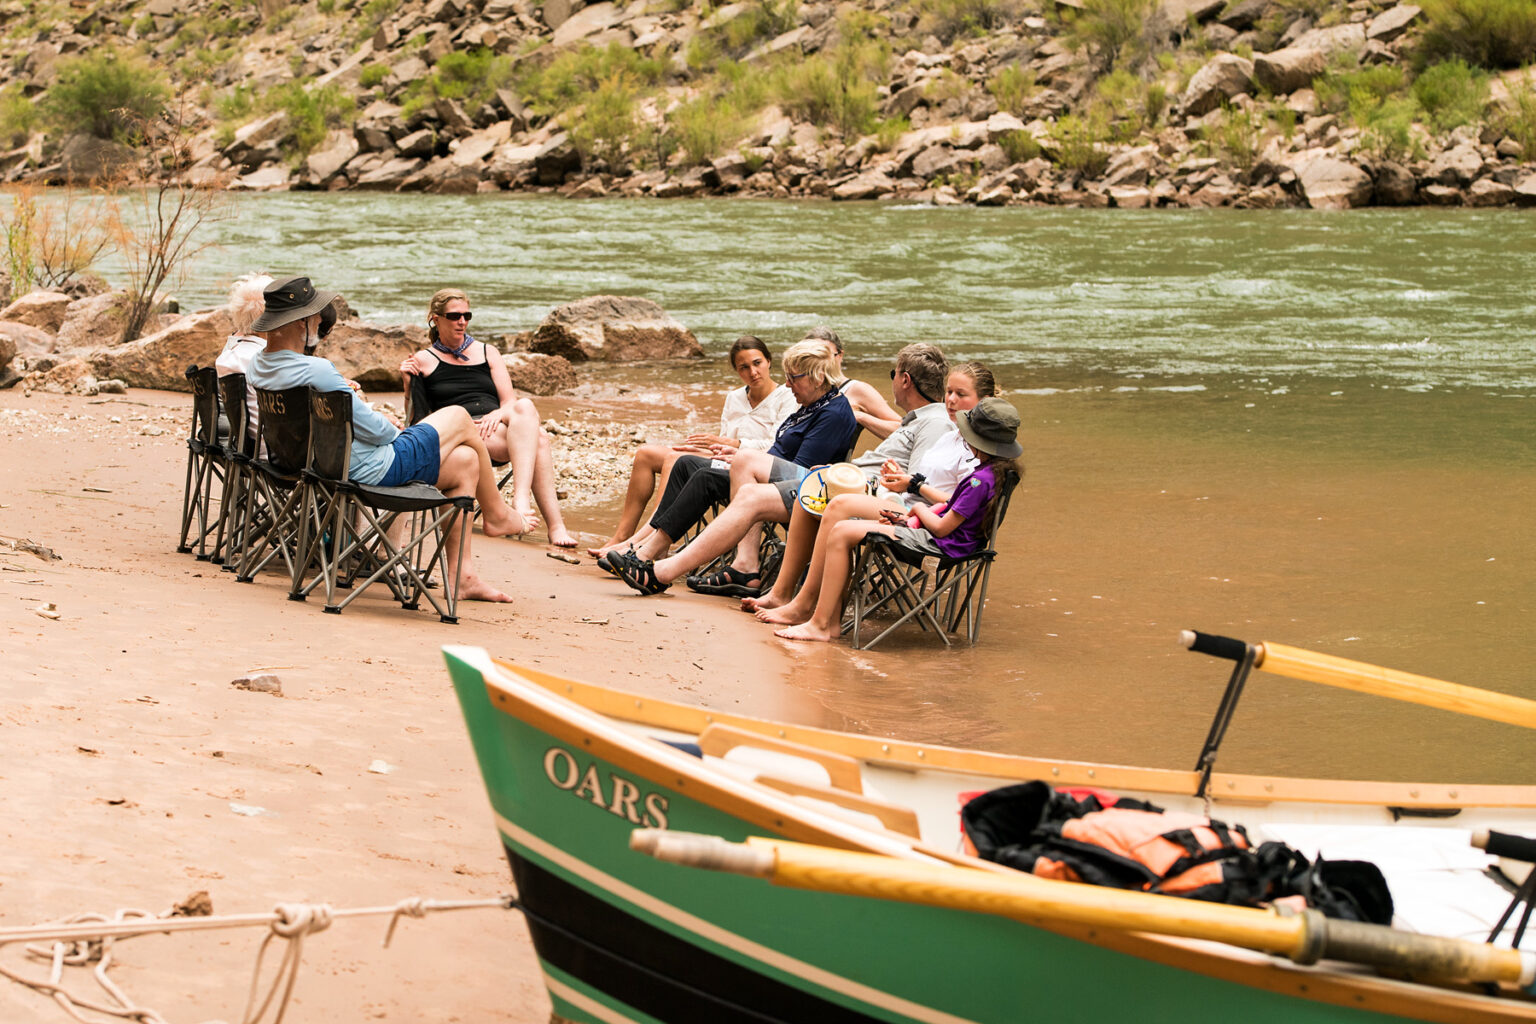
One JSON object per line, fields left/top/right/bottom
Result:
{"left": 401, "top": 288, "right": 576, "bottom": 547}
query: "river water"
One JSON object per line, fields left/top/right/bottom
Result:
{"left": 176, "top": 194, "right": 1534, "bottom": 784}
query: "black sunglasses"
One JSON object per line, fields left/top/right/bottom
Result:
{"left": 441, "top": 311, "right": 472, "bottom": 322}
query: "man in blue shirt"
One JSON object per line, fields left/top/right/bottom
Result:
{"left": 247, "top": 276, "right": 525, "bottom": 604}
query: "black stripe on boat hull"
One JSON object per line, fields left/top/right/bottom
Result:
{"left": 508, "top": 845, "right": 894, "bottom": 1024}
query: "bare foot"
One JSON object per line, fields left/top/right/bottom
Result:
{"left": 549, "top": 527, "right": 579, "bottom": 548}
{"left": 589, "top": 535, "right": 630, "bottom": 558}
{"left": 481, "top": 505, "right": 529, "bottom": 538}
{"left": 516, "top": 507, "right": 542, "bottom": 534}
{"left": 774, "top": 622, "right": 837, "bottom": 642}
{"left": 454, "top": 575, "right": 514, "bottom": 603}
{"left": 757, "top": 604, "right": 810, "bottom": 625}
{"left": 742, "top": 592, "right": 785, "bottom": 613}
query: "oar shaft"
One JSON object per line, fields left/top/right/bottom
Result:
{"left": 1257, "top": 642, "right": 1536, "bottom": 730}
{"left": 633, "top": 831, "right": 1536, "bottom": 990}
{"left": 749, "top": 837, "right": 1315, "bottom": 957}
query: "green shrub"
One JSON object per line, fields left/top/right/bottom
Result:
{"left": 773, "top": 36, "right": 889, "bottom": 137}
{"left": 1359, "top": 96, "right": 1421, "bottom": 159}
{"left": 1411, "top": 58, "right": 1488, "bottom": 130}
{"left": 721, "top": 0, "right": 800, "bottom": 51}
{"left": 43, "top": 48, "right": 170, "bottom": 142}
{"left": 216, "top": 85, "right": 255, "bottom": 122}
{"left": 0, "top": 83, "right": 36, "bottom": 147}
{"left": 998, "top": 128, "right": 1040, "bottom": 163}
{"left": 359, "top": 63, "right": 388, "bottom": 88}
{"left": 1049, "top": 113, "right": 1110, "bottom": 175}
{"left": 664, "top": 60, "right": 772, "bottom": 164}
{"left": 519, "top": 43, "right": 665, "bottom": 116}
{"left": 356, "top": 0, "right": 401, "bottom": 42}
{"left": 266, "top": 82, "right": 356, "bottom": 158}
{"left": 1417, "top": 0, "right": 1536, "bottom": 69}
{"left": 987, "top": 65, "right": 1036, "bottom": 115}
{"left": 1095, "top": 68, "right": 1162, "bottom": 139}
{"left": 433, "top": 47, "right": 514, "bottom": 105}
{"left": 924, "top": 68, "right": 973, "bottom": 103}
{"left": 912, "top": 0, "right": 1022, "bottom": 44}
{"left": 874, "top": 116, "right": 910, "bottom": 151}
{"left": 1492, "top": 76, "right": 1536, "bottom": 153}
{"left": 569, "top": 73, "right": 639, "bottom": 167}
{"left": 1210, "top": 105, "right": 1262, "bottom": 168}
{"left": 1316, "top": 64, "right": 1406, "bottom": 119}
{"left": 1059, "top": 0, "right": 1155, "bottom": 69}
{"left": 319, "top": 0, "right": 337, "bottom": 12}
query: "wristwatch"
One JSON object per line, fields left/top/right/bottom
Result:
{"left": 907, "top": 473, "right": 926, "bottom": 495}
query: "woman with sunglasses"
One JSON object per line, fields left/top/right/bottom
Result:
{"left": 400, "top": 288, "right": 576, "bottom": 547}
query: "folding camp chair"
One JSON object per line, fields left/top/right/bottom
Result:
{"left": 214, "top": 373, "right": 258, "bottom": 572}
{"left": 176, "top": 366, "right": 229, "bottom": 560}
{"left": 235, "top": 385, "right": 313, "bottom": 593}
{"left": 299, "top": 388, "right": 474, "bottom": 622}
{"left": 842, "top": 469, "right": 1021, "bottom": 651}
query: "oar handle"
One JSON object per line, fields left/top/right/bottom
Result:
{"left": 1473, "top": 829, "right": 1536, "bottom": 864}
{"left": 1181, "top": 630, "right": 1536, "bottom": 731}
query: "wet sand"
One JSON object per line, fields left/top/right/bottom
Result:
{"left": 2, "top": 375, "right": 1531, "bottom": 1021}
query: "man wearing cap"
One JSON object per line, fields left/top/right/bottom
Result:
{"left": 617, "top": 343, "right": 963, "bottom": 597}
{"left": 246, "top": 275, "right": 525, "bottom": 604}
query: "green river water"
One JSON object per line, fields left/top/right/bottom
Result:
{"left": 173, "top": 195, "right": 1533, "bottom": 783}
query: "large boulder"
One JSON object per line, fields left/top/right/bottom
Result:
{"left": 1253, "top": 47, "right": 1326, "bottom": 95}
{"left": 1513, "top": 171, "right": 1536, "bottom": 207}
{"left": 1373, "top": 161, "right": 1418, "bottom": 205}
{"left": 1, "top": 291, "right": 72, "bottom": 333}
{"left": 58, "top": 133, "right": 138, "bottom": 184}
{"left": 55, "top": 290, "right": 135, "bottom": 351}
{"left": 87, "top": 308, "right": 234, "bottom": 391}
{"left": 1288, "top": 22, "right": 1367, "bottom": 57}
{"left": 530, "top": 296, "right": 702, "bottom": 362}
{"left": 0, "top": 332, "right": 14, "bottom": 375}
{"left": 1289, "top": 151, "right": 1373, "bottom": 209}
{"left": 1367, "top": 4, "right": 1421, "bottom": 42}
{"left": 831, "top": 169, "right": 897, "bottom": 200}
{"left": 1422, "top": 142, "right": 1483, "bottom": 187}
{"left": 313, "top": 321, "right": 428, "bottom": 391}
{"left": 1181, "top": 54, "right": 1255, "bottom": 117}
{"left": 22, "top": 357, "right": 103, "bottom": 395}
{"left": 504, "top": 352, "right": 577, "bottom": 395}
{"left": 303, "top": 129, "right": 360, "bottom": 187}
{"left": 0, "top": 320, "right": 55, "bottom": 360}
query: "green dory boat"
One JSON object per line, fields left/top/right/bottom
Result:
{"left": 444, "top": 636, "right": 1536, "bottom": 1024}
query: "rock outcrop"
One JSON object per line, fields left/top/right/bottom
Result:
{"left": 530, "top": 296, "right": 703, "bottom": 362}
{"left": 87, "top": 308, "right": 234, "bottom": 391}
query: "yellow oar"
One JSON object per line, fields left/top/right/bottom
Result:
{"left": 631, "top": 829, "right": 1536, "bottom": 992}
{"left": 1182, "top": 630, "right": 1536, "bottom": 731}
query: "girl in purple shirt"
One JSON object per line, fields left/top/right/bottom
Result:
{"left": 773, "top": 397, "right": 1022, "bottom": 644}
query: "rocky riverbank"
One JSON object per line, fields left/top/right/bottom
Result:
{"left": 4, "top": 0, "right": 1536, "bottom": 209}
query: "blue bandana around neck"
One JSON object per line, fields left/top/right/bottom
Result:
{"left": 431, "top": 332, "right": 475, "bottom": 359}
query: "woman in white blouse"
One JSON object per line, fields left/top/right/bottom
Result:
{"left": 591, "top": 336, "right": 796, "bottom": 557}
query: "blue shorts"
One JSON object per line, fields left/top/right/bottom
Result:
{"left": 378, "top": 424, "right": 440, "bottom": 487}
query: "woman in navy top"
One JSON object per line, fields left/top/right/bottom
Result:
{"left": 614, "top": 339, "right": 858, "bottom": 564}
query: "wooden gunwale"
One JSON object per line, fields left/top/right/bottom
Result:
{"left": 477, "top": 656, "right": 1536, "bottom": 1024}
{"left": 498, "top": 659, "right": 1536, "bottom": 810}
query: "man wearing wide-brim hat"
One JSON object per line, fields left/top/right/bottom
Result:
{"left": 246, "top": 275, "right": 528, "bottom": 604}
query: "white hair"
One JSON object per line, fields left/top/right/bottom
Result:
{"left": 227, "top": 273, "right": 273, "bottom": 335}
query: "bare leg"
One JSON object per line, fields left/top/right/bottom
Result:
{"left": 421, "top": 406, "right": 526, "bottom": 538}
{"left": 593, "top": 444, "right": 674, "bottom": 554}
{"left": 743, "top": 500, "right": 821, "bottom": 614}
{"left": 526, "top": 426, "right": 575, "bottom": 547}
{"left": 757, "top": 494, "right": 897, "bottom": 624}
{"left": 434, "top": 445, "right": 512, "bottom": 603}
{"left": 651, "top": 484, "right": 786, "bottom": 585}
{"left": 775, "top": 520, "right": 895, "bottom": 642}
{"left": 484, "top": 400, "right": 543, "bottom": 533}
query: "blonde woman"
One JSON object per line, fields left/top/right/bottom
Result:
{"left": 400, "top": 288, "right": 575, "bottom": 547}
{"left": 214, "top": 272, "right": 273, "bottom": 445}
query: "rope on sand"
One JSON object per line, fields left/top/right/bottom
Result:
{"left": 0, "top": 893, "right": 519, "bottom": 1024}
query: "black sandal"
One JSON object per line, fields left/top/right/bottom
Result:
{"left": 618, "top": 556, "right": 670, "bottom": 596}
{"left": 685, "top": 566, "right": 763, "bottom": 598}
{"left": 596, "top": 548, "right": 633, "bottom": 577}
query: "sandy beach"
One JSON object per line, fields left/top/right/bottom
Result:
{"left": 3, "top": 368, "right": 1532, "bottom": 1022}
{"left": 0, "top": 384, "right": 834, "bottom": 1023}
